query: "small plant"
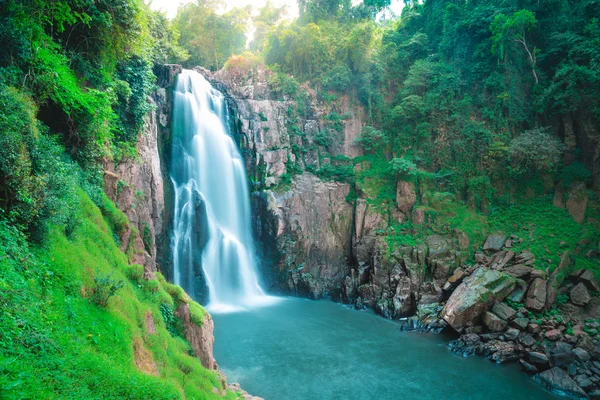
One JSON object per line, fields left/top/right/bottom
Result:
{"left": 556, "top": 293, "right": 569, "bottom": 306}
{"left": 160, "top": 302, "right": 182, "bottom": 337}
{"left": 258, "top": 112, "right": 268, "bottom": 121}
{"left": 91, "top": 274, "right": 125, "bottom": 307}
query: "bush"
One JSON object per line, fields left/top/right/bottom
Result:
{"left": 268, "top": 70, "right": 300, "bottom": 99}
{"left": 91, "top": 274, "right": 125, "bottom": 307}
{"left": 508, "top": 128, "right": 565, "bottom": 175}
{"left": 355, "top": 126, "right": 389, "bottom": 152}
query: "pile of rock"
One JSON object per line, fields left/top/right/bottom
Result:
{"left": 437, "top": 232, "right": 600, "bottom": 399}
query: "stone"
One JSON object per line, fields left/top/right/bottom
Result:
{"left": 520, "top": 359, "right": 538, "bottom": 373}
{"left": 504, "top": 264, "right": 534, "bottom": 281}
{"left": 507, "top": 280, "right": 528, "bottom": 302}
{"left": 527, "top": 352, "right": 550, "bottom": 367}
{"left": 566, "top": 182, "right": 588, "bottom": 224}
{"left": 578, "top": 335, "right": 595, "bottom": 352}
{"left": 520, "top": 335, "right": 536, "bottom": 347}
{"left": 573, "top": 347, "right": 591, "bottom": 362}
{"left": 440, "top": 268, "right": 516, "bottom": 332}
{"left": 526, "top": 278, "right": 547, "bottom": 312}
{"left": 546, "top": 251, "right": 571, "bottom": 309}
{"left": 486, "top": 341, "right": 519, "bottom": 363}
{"left": 570, "top": 282, "right": 591, "bottom": 306}
{"left": 510, "top": 317, "right": 529, "bottom": 331}
{"left": 505, "top": 328, "right": 520, "bottom": 341}
{"left": 574, "top": 375, "right": 594, "bottom": 391}
{"left": 535, "top": 367, "right": 587, "bottom": 399}
{"left": 175, "top": 303, "right": 215, "bottom": 369}
{"left": 447, "top": 268, "right": 466, "bottom": 284}
{"left": 483, "top": 232, "right": 507, "bottom": 253}
{"left": 483, "top": 311, "right": 508, "bottom": 332}
{"left": 527, "top": 323, "right": 541, "bottom": 334}
{"left": 579, "top": 269, "right": 600, "bottom": 292}
{"left": 492, "top": 302, "right": 517, "bottom": 321}
{"left": 516, "top": 251, "right": 535, "bottom": 264}
{"left": 550, "top": 341, "right": 575, "bottom": 366}
{"left": 396, "top": 180, "right": 416, "bottom": 213}
{"left": 546, "top": 329, "right": 563, "bottom": 341}
{"left": 530, "top": 270, "right": 546, "bottom": 279}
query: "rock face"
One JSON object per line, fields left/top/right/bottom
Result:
{"left": 526, "top": 278, "right": 547, "bottom": 312}
{"left": 255, "top": 173, "right": 353, "bottom": 298}
{"left": 103, "top": 76, "right": 173, "bottom": 277}
{"left": 441, "top": 268, "right": 516, "bottom": 332}
{"left": 175, "top": 303, "right": 215, "bottom": 370}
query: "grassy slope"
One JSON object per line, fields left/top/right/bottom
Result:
{"left": 0, "top": 188, "right": 237, "bottom": 399}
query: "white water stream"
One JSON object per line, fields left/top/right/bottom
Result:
{"left": 170, "top": 69, "right": 277, "bottom": 312}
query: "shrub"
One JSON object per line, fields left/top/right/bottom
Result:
{"left": 91, "top": 274, "right": 125, "bottom": 307}
{"left": 321, "top": 64, "right": 351, "bottom": 92}
{"left": 508, "top": 128, "right": 565, "bottom": 175}
{"left": 355, "top": 126, "right": 389, "bottom": 152}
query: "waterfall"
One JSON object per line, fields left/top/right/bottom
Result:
{"left": 170, "top": 69, "right": 276, "bottom": 313}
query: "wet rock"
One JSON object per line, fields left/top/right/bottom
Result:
{"left": 526, "top": 278, "right": 547, "bottom": 312}
{"left": 535, "top": 367, "right": 587, "bottom": 399}
{"left": 441, "top": 268, "right": 516, "bottom": 332}
{"left": 550, "top": 341, "right": 575, "bottom": 366}
{"left": 483, "top": 232, "right": 506, "bottom": 253}
{"left": 527, "top": 352, "right": 550, "bottom": 368}
{"left": 482, "top": 340, "right": 519, "bottom": 363}
{"left": 574, "top": 347, "right": 592, "bottom": 362}
{"left": 571, "top": 282, "right": 591, "bottom": 306}
{"left": 492, "top": 302, "right": 517, "bottom": 321}
{"left": 483, "top": 311, "right": 507, "bottom": 332}
{"left": 228, "top": 382, "right": 265, "bottom": 400}
{"left": 574, "top": 375, "right": 594, "bottom": 392}
{"left": 520, "top": 359, "right": 538, "bottom": 373}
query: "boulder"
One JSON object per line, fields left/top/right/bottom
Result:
{"left": 527, "top": 351, "right": 550, "bottom": 367}
{"left": 510, "top": 317, "right": 530, "bottom": 331}
{"left": 549, "top": 341, "right": 575, "bottom": 366}
{"left": 526, "top": 278, "right": 547, "bottom": 312}
{"left": 578, "top": 270, "right": 600, "bottom": 292}
{"left": 440, "top": 268, "right": 516, "bottom": 332}
{"left": 504, "top": 264, "right": 533, "bottom": 281}
{"left": 492, "top": 302, "right": 517, "bottom": 321}
{"left": 535, "top": 367, "right": 587, "bottom": 399}
{"left": 483, "top": 232, "right": 506, "bottom": 253}
{"left": 570, "top": 282, "right": 591, "bottom": 306}
{"left": 505, "top": 328, "right": 520, "bottom": 341}
{"left": 520, "top": 335, "right": 536, "bottom": 347}
{"left": 573, "top": 347, "right": 591, "bottom": 362}
{"left": 483, "top": 312, "right": 508, "bottom": 332}
{"left": 396, "top": 180, "right": 416, "bottom": 213}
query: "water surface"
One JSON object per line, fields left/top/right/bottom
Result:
{"left": 213, "top": 298, "right": 556, "bottom": 400}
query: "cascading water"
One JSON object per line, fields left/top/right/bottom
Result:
{"left": 170, "top": 69, "right": 276, "bottom": 312}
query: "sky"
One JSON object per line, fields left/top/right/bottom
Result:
{"left": 146, "top": 0, "right": 404, "bottom": 20}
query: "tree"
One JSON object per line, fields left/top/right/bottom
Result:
{"left": 491, "top": 10, "right": 540, "bottom": 84}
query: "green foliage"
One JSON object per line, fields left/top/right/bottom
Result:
{"left": 507, "top": 128, "right": 565, "bottom": 176}
{"left": 175, "top": 1, "right": 250, "bottom": 70}
{"left": 355, "top": 126, "right": 389, "bottom": 152}
{"left": 160, "top": 302, "right": 183, "bottom": 338}
{"left": 268, "top": 70, "right": 301, "bottom": 99}
{"left": 91, "top": 274, "right": 125, "bottom": 307}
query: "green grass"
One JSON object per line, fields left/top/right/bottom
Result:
{"left": 0, "top": 188, "right": 238, "bottom": 399}
{"left": 489, "top": 196, "right": 599, "bottom": 276}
